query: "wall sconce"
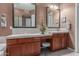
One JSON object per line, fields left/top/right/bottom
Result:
{"left": 61, "top": 16, "right": 72, "bottom": 30}
{"left": 0, "top": 13, "right": 7, "bottom": 28}
{"left": 61, "top": 16, "right": 66, "bottom": 23}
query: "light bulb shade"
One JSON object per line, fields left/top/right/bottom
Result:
{"left": 49, "top": 5, "right": 58, "bottom": 10}
{"left": 49, "top": 5, "right": 54, "bottom": 9}
{"left": 53, "top": 5, "right": 58, "bottom": 10}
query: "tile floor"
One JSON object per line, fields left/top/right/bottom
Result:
{"left": 63, "top": 52, "right": 79, "bottom": 56}
{"left": 0, "top": 47, "right": 79, "bottom": 56}
{"left": 40, "top": 48, "right": 79, "bottom": 56}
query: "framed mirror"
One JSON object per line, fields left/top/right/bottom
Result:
{"left": 13, "top": 3, "right": 36, "bottom": 28}
{"left": 46, "top": 4, "right": 60, "bottom": 28}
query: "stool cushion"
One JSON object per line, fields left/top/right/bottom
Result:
{"left": 42, "top": 42, "right": 50, "bottom": 48}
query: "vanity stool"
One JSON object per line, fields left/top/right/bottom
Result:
{"left": 42, "top": 42, "right": 50, "bottom": 56}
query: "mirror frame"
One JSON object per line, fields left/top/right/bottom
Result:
{"left": 46, "top": 4, "right": 60, "bottom": 28}
{"left": 12, "top": 3, "right": 37, "bottom": 28}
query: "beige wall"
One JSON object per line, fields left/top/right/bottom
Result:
{"left": 36, "top": 4, "right": 47, "bottom": 26}
{"left": 60, "top": 3, "right": 75, "bottom": 48}
{"left": 0, "top": 3, "right": 12, "bottom": 36}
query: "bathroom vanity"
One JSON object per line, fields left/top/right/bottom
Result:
{"left": 6, "top": 30, "right": 70, "bottom": 56}
{"left": 6, "top": 34, "right": 52, "bottom": 56}
{"left": 50, "top": 33, "right": 69, "bottom": 51}
{"left": 6, "top": 37, "right": 41, "bottom": 56}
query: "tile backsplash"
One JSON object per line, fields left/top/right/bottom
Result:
{"left": 12, "top": 28, "right": 59, "bottom": 34}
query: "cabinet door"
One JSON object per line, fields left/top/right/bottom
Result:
{"left": 53, "top": 37, "right": 62, "bottom": 51}
{"left": 61, "top": 34, "right": 67, "bottom": 48}
{"left": 51, "top": 34, "right": 62, "bottom": 51}
{"left": 22, "top": 43, "right": 33, "bottom": 56}
{"left": 7, "top": 39, "right": 18, "bottom": 46}
{"left": 32, "top": 37, "right": 41, "bottom": 55}
{"left": 32, "top": 42, "right": 41, "bottom": 55}
{"left": 7, "top": 45, "right": 22, "bottom": 56}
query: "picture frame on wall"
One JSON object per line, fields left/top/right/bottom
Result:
{"left": 0, "top": 13, "right": 7, "bottom": 28}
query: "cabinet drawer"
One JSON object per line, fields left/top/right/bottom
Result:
{"left": 52, "top": 34, "right": 59, "bottom": 37}
{"left": 53, "top": 33, "right": 65, "bottom": 38}
{"left": 18, "top": 38, "right": 40, "bottom": 44}
{"left": 7, "top": 39, "right": 18, "bottom": 46}
{"left": 33, "top": 37, "right": 40, "bottom": 42}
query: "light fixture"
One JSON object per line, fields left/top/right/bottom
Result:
{"left": 49, "top": 5, "right": 54, "bottom": 9}
{"left": 49, "top": 5, "right": 58, "bottom": 10}
{"left": 53, "top": 5, "right": 58, "bottom": 10}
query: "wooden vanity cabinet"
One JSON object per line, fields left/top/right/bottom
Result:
{"left": 51, "top": 34, "right": 62, "bottom": 51}
{"left": 51, "top": 33, "right": 68, "bottom": 51}
{"left": 32, "top": 42, "right": 41, "bottom": 55}
{"left": 61, "top": 33, "right": 68, "bottom": 49}
{"left": 6, "top": 33, "right": 69, "bottom": 55}
{"left": 6, "top": 37, "right": 41, "bottom": 56}
{"left": 6, "top": 44, "right": 22, "bottom": 56}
